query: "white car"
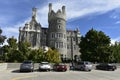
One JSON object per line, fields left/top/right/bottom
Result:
{"left": 39, "top": 62, "right": 51, "bottom": 71}
{"left": 74, "top": 61, "right": 93, "bottom": 71}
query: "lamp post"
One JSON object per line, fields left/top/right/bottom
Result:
{"left": 70, "top": 32, "right": 74, "bottom": 66}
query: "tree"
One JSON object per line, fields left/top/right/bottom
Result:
{"left": 45, "top": 48, "right": 61, "bottom": 63}
{"left": 0, "top": 29, "right": 6, "bottom": 62}
{"left": 79, "top": 29, "right": 111, "bottom": 62}
{"left": 110, "top": 42, "right": 120, "bottom": 63}
{"left": 7, "top": 50, "right": 24, "bottom": 62}
{"left": 7, "top": 36, "right": 17, "bottom": 50}
{"left": 28, "top": 48, "right": 61, "bottom": 63}
{"left": 28, "top": 48, "right": 43, "bottom": 63}
{"left": 0, "top": 29, "right": 6, "bottom": 45}
{"left": 18, "top": 41, "right": 31, "bottom": 60}
{"left": 3, "top": 37, "right": 20, "bottom": 62}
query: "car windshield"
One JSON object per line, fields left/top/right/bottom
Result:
{"left": 54, "top": 63, "right": 64, "bottom": 65}
{"left": 23, "top": 61, "right": 32, "bottom": 64}
{"left": 41, "top": 62, "right": 49, "bottom": 65}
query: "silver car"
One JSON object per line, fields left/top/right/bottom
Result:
{"left": 39, "top": 62, "right": 51, "bottom": 71}
{"left": 20, "top": 60, "right": 34, "bottom": 72}
{"left": 74, "top": 61, "right": 93, "bottom": 71}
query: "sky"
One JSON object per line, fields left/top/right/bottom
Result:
{"left": 1, "top": 0, "right": 120, "bottom": 44}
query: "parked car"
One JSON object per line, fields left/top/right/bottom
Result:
{"left": 53, "top": 63, "right": 67, "bottom": 71}
{"left": 96, "top": 63, "right": 117, "bottom": 71}
{"left": 20, "top": 60, "right": 34, "bottom": 72}
{"left": 39, "top": 62, "right": 51, "bottom": 71}
{"left": 74, "top": 61, "right": 93, "bottom": 71}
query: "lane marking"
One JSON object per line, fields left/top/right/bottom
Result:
{"left": 12, "top": 75, "right": 38, "bottom": 80}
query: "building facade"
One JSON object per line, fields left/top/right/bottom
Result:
{"left": 19, "top": 3, "right": 81, "bottom": 60}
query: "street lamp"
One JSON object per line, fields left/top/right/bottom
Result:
{"left": 70, "top": 32, "right": 74, "bottom": 66}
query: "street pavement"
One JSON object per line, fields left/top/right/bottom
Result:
{"left": 0, "top": 68, "right": 120, "bottom": 80}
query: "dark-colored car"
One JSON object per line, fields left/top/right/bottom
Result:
{"left": 20, "top": 60, "right": 34, "bottom": 72}
{"left": 53, "top": 63, "right": 67, "bottom": 71}
{"left": 74, "top": 61, "right": 93, "bottom": 71}
{"left": 96, "top": 63, "right": 117, "bottom": 71}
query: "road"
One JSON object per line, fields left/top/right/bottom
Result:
{"left": 0, "top": 68, "right": 120, "bottom": 80}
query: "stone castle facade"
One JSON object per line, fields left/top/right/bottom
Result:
{"left": 19, "top": 3, "right": 81, "bottom": 60}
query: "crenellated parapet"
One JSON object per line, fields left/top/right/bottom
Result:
{"left": 48, "top": 3, "right": 66, "bottom": 22}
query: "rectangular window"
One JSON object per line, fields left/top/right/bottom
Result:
{"left": 56, "top": 33, "right": 63, "bottom": 38}
{"left": 74, "top": 45, "right": 76, "bottom": 50}
{"left": 51, "top": 33, "right": 55, "bottom": 38}
{"left": 55, "top": 42, "right": 59, "bottom": 48}
{"left": 59, "top": 42, "right": 63, "bottom": 48}
{"left": 55, "top": 42, "right": 63, "bottom": 48}
{"left": 67, "top": 37, "right": 70, "bottom": 41}
{"left": 67, "top": 44, "right": 70, "bottom": 49}
{"left": 64, "top": 34, "right": 66, "bottom": 39}
{"left": 73, "top": 37, "right": 76, "bottom": 41}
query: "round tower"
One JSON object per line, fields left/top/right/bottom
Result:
{"left": 47, "top": 3, "right": 67, "bottom": 58}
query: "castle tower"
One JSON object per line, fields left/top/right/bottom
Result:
{"left": 19, "top": 8, "right": 41, "bottom": 49}
{"left": 47, "top": 3, "right": 67, "bottom": 58}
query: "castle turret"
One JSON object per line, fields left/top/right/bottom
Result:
{"left": 47, "top": 3, "right": 67, "bottom": 58}
{"left": 32, "top": 8, "right": 37, "bottom": 20}
{"left": 49, "top": 3, "right": 52, "bottom": 13}
{"left": 62, "top": 6, "right": 66, "bottom": 14}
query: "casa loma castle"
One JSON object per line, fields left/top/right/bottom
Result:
{"left": 19, "top": 3, "right": 81, "bottom": 60}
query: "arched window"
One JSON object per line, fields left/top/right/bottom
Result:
{"left": 58, "top": 25, "right": 61, "bottom": 29}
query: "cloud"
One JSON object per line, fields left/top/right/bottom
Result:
{"left": 36, "top": 0, "right": 120, "bottom": 27}
{"left": 1, "top": 18, "right": 30, "bottom": 39}
{"left": 115, "top": 20, "right": 120, "bottom": 24}
{"left": 1, "top": 0, "right": 120, "bottom": 43}
{"left": 111, "top": 37, "right": 120, "bottom": 44}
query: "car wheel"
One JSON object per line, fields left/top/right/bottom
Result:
{"left": 112, "top": 69, "right": 115, "bottom": 71}
{"left": 20, "top": 70, "right": 22, "bottom": 72}
{"left": 62, "top": 69, "right": 65, "bottom": 72}
{"left": 47, "top": 69, "right": 50, "bottom": 71}
{"left": 80, "top": 67, "right": 84, "bottom": 71}
{"left": 85, "top": 68, "right": 89, "bottom": 71}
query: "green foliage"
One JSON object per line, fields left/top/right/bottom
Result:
{"left": 2, "top": 37, "right": 19, "bottom": 62}
{"left": 6, "top": 50, "right": 24, "bottom": 62}
{"left": 2, "top": 37, "right": 31, "bottom": 62}
{"left": 27, "top": 48, "right": 61, "bottom": 63}
{"left": 28, "top": 48, "right": 44, "bottom": 63}
{"left": 45, "top": 48, "right": 61, "bottom": 63}
{"left": 18, "top": 41, "right": 31, "bottom": 60}
{"left": 7, "top": 37, "right": 17, "bottom": 50}
{"left": 0, "top": 29, "right": 6, "bottom": 45}
{"left": 79, "top": 29, "right": 111, "bottom": 62}
{"left": 110, "top": 42, "right": 120, "bottom": 63}
{"left": 18, "top": 41, "right": 31, "bottom": 53}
